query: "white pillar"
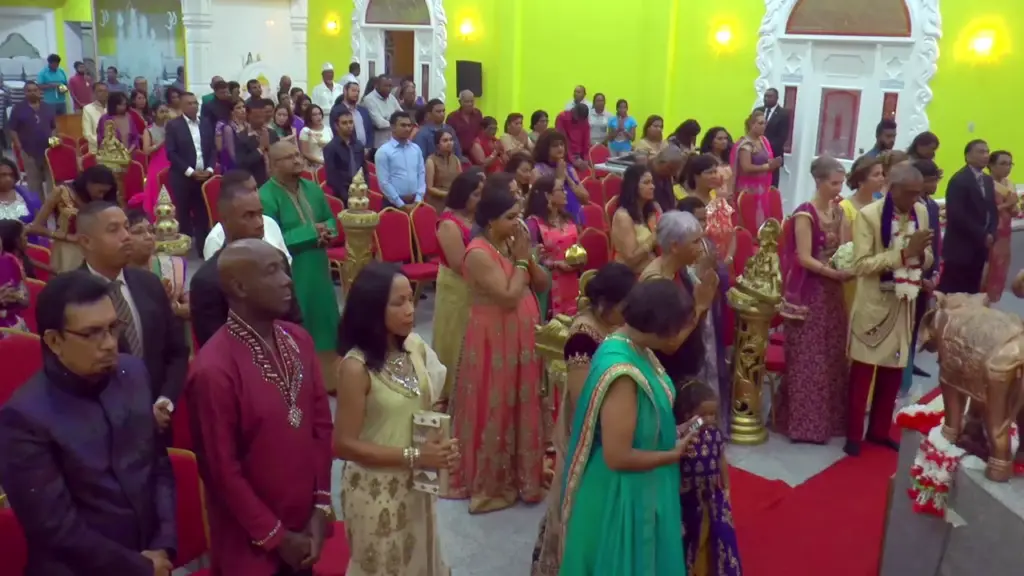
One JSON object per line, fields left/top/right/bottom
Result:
{"left": 289, "top": 0, "right": 309, "bottom": 91}
{"left": 180, "top": 0, "right": 214, "bottom": 96}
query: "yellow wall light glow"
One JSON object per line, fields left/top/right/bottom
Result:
{"left": 713, "top": 26, "right": 733, "bottom": 47}
{"left": 953, "top": 17, "right": 1012, "bottom": 64}
{"left": 324, "top": 19, "right": 339, "bottom": 34}
{"left": 458, "top": 19, "right": 475, "bottom": 38}
{"left": 969, "top": 30, "right": 995, "bottom": 56}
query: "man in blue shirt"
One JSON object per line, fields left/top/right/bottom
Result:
{"left": 412, "top": 98, "right": 464, "bottom": 160}
{"left": 36, "top": 53, "right": 68, "bottom": 115}
{"left": 8, "top": 81, "right": 56, "bottom": 198}
{"left": 375, "top": 111, "right": 425, "bottom": 210}
{"left": 104, "top": 66, "right": 130, "bottom": 94}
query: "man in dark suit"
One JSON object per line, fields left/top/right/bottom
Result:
{"left": 0, "top": 271, "right": 177, "bottom": 576}
{"left": 77, "top": 201, "right": 189, "bottom": 427}
{"left": 190, "top": 175, "right": 302, "bottom": 347}
{"left": 329, "top": 82, "right": 374, "bottom": 150}
{"left": 165, "top": 92, "right": 216, "bottom": 258}
{"left": 938, "top": 139, "right": 998, "bottom": 295}
{"left": 755, "top": 87, "right": 791, "bottom": 187}
{"left": 323, "top": 107, "right": 366, "bottom": 203}
{"left": 233, "top": 99, "right": 280, "bottom": 187}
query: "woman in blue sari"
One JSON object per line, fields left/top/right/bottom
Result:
{"left": 560, "top": 278, "right": 701, "bottom": 575}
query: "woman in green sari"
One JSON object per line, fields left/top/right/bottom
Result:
{"left": 560, "top": 278, "right": 702, "bottom": 575}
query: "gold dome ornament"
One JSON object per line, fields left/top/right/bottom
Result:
{"left": 339, "top": 169, "right": 381, "bottom": 290}
{"left": 564, "top": 243, "right": 588, "bottom": 268}
{"left": 152, "top": 186, "right": 192, "bottom": 256}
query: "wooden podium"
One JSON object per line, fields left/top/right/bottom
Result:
{"left": 56, "top": 112, "right": 83, "bottom": 142}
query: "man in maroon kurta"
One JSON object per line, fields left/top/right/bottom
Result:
{"left": 186, "top": 239, "right": 334, "bottom": 575}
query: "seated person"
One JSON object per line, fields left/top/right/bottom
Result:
{"left": 0, "top": 271, "right": 177, "bottom": 576}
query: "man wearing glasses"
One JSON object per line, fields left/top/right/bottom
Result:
{"left": 0, "top": 271, "right": 179, "bottom": 575}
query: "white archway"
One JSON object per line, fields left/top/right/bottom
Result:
{"left": 350, "top": 0, "right": 448, "bottom": 102}
{"left": 753, "top": 0, "right": 941, "bottom": 209}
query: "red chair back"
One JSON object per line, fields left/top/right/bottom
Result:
{"left": 58, "top": 134, "right": 77, "bottom": 149}
{"left": 778, "top": 216, "right": 792, "bottom": 256}
{"left": 0, "top": 330, "right": 42, "bottom": 405}
{"left": 321, "top": 182, "right": 338, "bottom": 200}
{"left": 602, "top": 174, "right": 623, "bottom": 200}
{"left": 170, "top": 394, "right": 194, "bottom": 451}
{"left": 580, "top": 202, "right": 607, "bottom": 232}
{"left": 0, "top": 508, "right": 27, "bottom": 574}
{"left": 736, "top": 191, "right": 760, "bottom": 237}
{"left": 315, "top": 165, "right": 327, "bottom": 184}
{"left": 732, "top": 226, "right": 756, "bottom": 279}
{"left": 131, "top": 149, "right": 148, "bottom": 171}
{"left": 368, "top": 191, "right": 384, "bottom": 212}
{"left": 375, "top": 208, "right": 414, "bottom": 263}
{"left": 25, "top": 244, "right": 51, "bottom": 281}
{"left": 45, "top": 144, "right": 78, "bottom": 184}
{"left": 410, "top": 203, "right": 440, "bottom": 261}
{"left": 366, "top": 161, "right": 376, "bottom": 176}
{"left": 300, "top": 170, "right": 315, "bottom": 182}
{"left": 579, "top": 228, "right": 611, "bottom": 271}
{"left": 167, "top": 449, "right": 209, "bottom": 567}
{"left": 368, "top": 173, "right": 381, "bottom": 194}
{"left": 588, "top": 143, "right": 611, "bottom": 167}
{"left": 201, "top": 176, "right": 223, "bottom": 228}
{"left": 580, "top": 177, "right": 605, "bottom": 208}
{"left": 80, "top": 153, "right": 97, "bottom": 170}
{"left": 604, "top": 196, "right": 620, "bottom": 223}
{"left": 767, "top": 187, "right": 785, "bottom": 223}
{"left": 123, "top": 160, "right": 145, "bottom": 204}
{"left": 324, "top": 195, "right": 347, "bottom": 247}
{"left": 24, "top": 279, "right": 45, "bottom": 334}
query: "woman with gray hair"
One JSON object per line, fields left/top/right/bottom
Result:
{"left": 777, "top": 155, "right": 854, "bottom": 444}
{"left": 640, "top": 211, "right": 723, "bottom": 412}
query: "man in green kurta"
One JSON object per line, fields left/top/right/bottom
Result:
{"left": 259, "top": 142, "right": 341, "bottom": 391}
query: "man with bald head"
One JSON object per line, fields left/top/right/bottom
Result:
{"left": 651, "top": 146, "right": 687, "bottom": 212}
{"left": 77, "top": 201, "right": 189, "bottom": 426}
{"left": 259, "top": 142, "right": 341, "bottom": 391}
{"left": 844, "top": 161, "right": 934, "bottom": 456}
{"left": 446, "top": 88, "right": 483, "bottom": 155}
{"left": 187, "top": 239, "right": 333, "bottom": 575}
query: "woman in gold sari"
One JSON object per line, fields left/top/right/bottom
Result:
{"left": 530, "top": 263, "right": 637, "bottom": 576}
{"left": 335, "top": 262, "right": 459, "bottom": 576}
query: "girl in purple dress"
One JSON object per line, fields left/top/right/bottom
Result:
{"left": 677, "top": 379, "right": 743, "bottom": 576}
{"left": 0, "top": 219, "right": 30, "bottom": 333}
{"left": 97, "top": 92, "right": 141, "bottom": 151}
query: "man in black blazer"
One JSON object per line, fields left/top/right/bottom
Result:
{"left": 755, "top": 87, "right": 791, "bottom": 187}
{"left": 938, "top": 139, "right": 999, "bottom": 295}
{"left": 77, "top": 202, "right": 189, "bottom": 425}
{"left": 233, "top": 99, "right": 280, "bottom": 187}
{"left": 165, "top": 92, "right": 216, "bottom": 258}
{"left": 323, "top": 107, "right": 366, "bottom": 203}
{"left": 199, "top": 79, "right": 232, "bottom": 132}
{"left": 189, "top": 174, "right": 301, "bottom": 347}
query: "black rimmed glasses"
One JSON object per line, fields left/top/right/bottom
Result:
{"left": 62, "top": 319, "right": 125, "bottom": 343}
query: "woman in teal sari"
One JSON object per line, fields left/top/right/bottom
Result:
{"left": 560, "top": 278, "right": 702, "bottom": 575}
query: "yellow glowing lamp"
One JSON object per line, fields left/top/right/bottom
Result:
{"left": 325, "top": 19, "right": 339, "bottom": 33}
{"left": 969, "top": 31, "right": 995, "bottom": 57}
{"left": 714, "top": 26, "right": 733, "bottom": 47}
{"left": 459, "top": 19, "right": 475, "bottom": 38}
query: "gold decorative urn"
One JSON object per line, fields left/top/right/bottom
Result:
{"left": 339, "top": 170, "right": 380, "bottom": 291}
{"left": 534, "top": 269, "right": 596, "bottom": 397}
{"left": 726, "top": 219, "right": 783, "bottom": 445}
{"left": 563, "top": 243, "right": 588, "bottom": 268}
{"left": 153, "top": 187, "right": 192, "bottom": 256}
{"left": 96, "top": 119, "right": 131, "bottom": 207}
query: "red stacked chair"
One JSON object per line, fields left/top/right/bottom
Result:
{"left": 44, "top": 144, "right": 78, "bottom": 186}
{"left": 735, "top": 190, "right": 760, "bottom": 237}
{"left": 81, "top": 153, "right": 97, "bottom": 170}
{"left": 580, "top": 177, "right": 605, "bottom": 208}
{"left": 321, "top": 182, "right": 338, "bottom": 198}
{"left": 410, "top": 203, "right": 440, "bottom": 263}
{"left": 368, "top": 172, "right": 380, "bottom": 193}
{"left": 580, "top": 202, "right": 607, "bottom": 232}
{"left": 167, "top": 449, "right": 210, "bottom": 572}
{"left": 25, "top": 244, "right": 51, "bottom": 281}
{"left": 299, "top": 170, "right": 315, "bottom": 182}
{"left": 368, "top": 191, "right": 384, "bottom": 212}
{"left": 366, "top": 162, "right": 376, "bottom": 176}
{"left": 324, "top": 195, "right": 348, "bottom": 276}
{"left": 731, "top": 226, "right": 756, "bottom": 279}
{"left": 604, "top": 196, "right": 620, "bottom": 223}
{"left": 588, "top": 144, "right": 611, "bottom": 176}
{"left": 201, "top": 176, "right": 223, "bottom": 228}
{"left": 766, "top": 187, "right": 785, "bottom": 223}
{"left": 24, "top": 278, "right": 46, "bottom": 334}
{"left": 375, "top": 208, "right": 438, "bottom": 300}
{"left": 315, "top": 165, "right": 327, "bottom": 184}
{"left": 0, "top": 330, "right": 42, "bottom": 406}
{"left": 579, "top": 227, "right": 611, "bottom": 271}
{"left": 0, "top": 508, "right": 27, "bottom": 574}
{"left": 602, "top": 174, "right": 622, "bottom": 200}
{"left": 58, "top": 134, "right": 77, "bottom": 149}
{"left": 77, "top": 137, "right": 89, "bottom": 157}
{"left": 123, "top": 160, "right": 145, "bottom": 207}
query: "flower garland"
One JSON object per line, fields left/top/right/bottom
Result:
{"left": 891, "top": 216, "right": 923, "bottom": 302}
{"left": 896, "top": 403, "right": 1020, "bottom": 517}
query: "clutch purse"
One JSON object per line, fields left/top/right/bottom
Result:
{"left": 411, "top": 410, "right": 451, "bottom": 495}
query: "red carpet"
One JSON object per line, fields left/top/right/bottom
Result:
{"left": 729, "top": 465, "right": 793, "bottom": 516}
{"left": 735, "top": 446, "right": 898, "bottom": 576}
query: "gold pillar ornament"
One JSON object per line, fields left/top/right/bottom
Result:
{"left": 96, "top": 119, "right": 131, "bottom": 207}
{"left": 726, "top": 219, "right": 783, "bottom": 445}
{"left": 534, "top": 269, "right": 597, "bottom": 397}
{"left": 153, "top": 187, "right": 192, "bottom": 256}
{"left": 339, "top": 169, "right": 380, "bottom": 291}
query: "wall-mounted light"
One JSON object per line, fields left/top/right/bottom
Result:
{"left": 458, "top": 19, "right": 475, "bottom": 39}
{"left": 325, "top": 19, "right": 339, "bottom": 33}
{"left": 713, "top": 26, "right": 733, "bottom": 47}
{"left": 955, "top": 17, "right": 1010, "bottom": 64}
{"left": 969, "top": 30, "right": 996, "bottom": 57}
{"left": 266, "top": 19, "right": 275, "bottom": 27}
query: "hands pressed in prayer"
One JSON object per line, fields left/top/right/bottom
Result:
{"left": 153, "top": 398, "right": 173, "bottom": 431}
{"left": 278, "top": 531, "right": 313, "bottom": 569}
{"left": 905, "top": 229, "right": 933, "bottom": 257}
{"left": 301, "top": 509, "right": 328, "bottom": 568}
{"left": 141, "top": 549, "right": 173, "bottom": 576}
{"left": 693, "top": 268, "right": 719, "bottom": 314}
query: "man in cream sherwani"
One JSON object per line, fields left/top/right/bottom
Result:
{"left": 845, "top": 162, "right": 934, "bottom": 456}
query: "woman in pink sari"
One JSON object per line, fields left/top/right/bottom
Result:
{"left": 777, "top": 156, "right": 853, "bottom": 444}
{"left": 139, "top": 103, "right": 171, "bottom": 216}
{"left": 985, "top": 150, "right": 1016, "bottom": 302}
{"left": 525, "top": 175, "right": 582, "bottom": 318}
{"left": 730, "top": 110, "right": 780, "bottom": 229}
{"left": 450, "top": 172, "right": 550, "bottom": 513}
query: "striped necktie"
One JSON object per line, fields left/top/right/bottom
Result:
{"left": 108, "top": 280, "right": 143, "bottom": 357}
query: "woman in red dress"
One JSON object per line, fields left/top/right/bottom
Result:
{"left": 525, "top": 175, "right": 582, "bottom": 317}
{"left": 450, "top": 172, "right": 550, "bottom": 513}
{"left": 470, "top": 116, "right": 508, "bottom": 174}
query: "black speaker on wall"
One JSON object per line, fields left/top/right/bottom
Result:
{"left": 456, "top": 60, "right": 483, "bottom": 98}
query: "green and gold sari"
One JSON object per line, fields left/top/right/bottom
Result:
{"left": 559, "top": 333, "right": 685, "bottom": 576}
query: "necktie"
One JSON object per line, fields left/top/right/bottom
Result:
{"left": 109, "top": 280, "right": 143, "bottom": 356}
{"left": 765, "top": 107, "right": 772, "bottom": 123}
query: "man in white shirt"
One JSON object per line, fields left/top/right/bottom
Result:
{"left": 81, "top": 81, "right": 109, "bottom": 153}
{"left": 311, "top": 62, "right": 345, "bottom": 112}
{"left": 340, "top": 62, "right": 360, "bottom": 89}
{"left": 361, "top": 76, "right": 402, "bottom": 149}
{"left": 203, "top": 170, "right": 291, "bottom": 262}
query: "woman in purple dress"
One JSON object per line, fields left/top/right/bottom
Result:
{"left": 215, "top": 98, "right": 247, "bottom": 171}
{"left": 96, "top": 91, "right": 141, "bottom": 151}
{"left": 0, "top": 219, "right": 30, "bottom": 333}
{"left": 777, "top": 156, "right": 853, "bottom": 444}
{"left": 0, "top": 158, "right": 44, "bottom": 245}
{"left": 676, "top": 379, "right": 743, "bottom": 576}
{"left": 531, "top": 130, "right": 589, "bottom": 222}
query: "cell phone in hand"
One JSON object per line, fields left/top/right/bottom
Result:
{"left": 688, "top": 417, "right": 704, "bottom": 435}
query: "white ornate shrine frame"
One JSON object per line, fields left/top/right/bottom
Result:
{"left": 753, "top": 0, "right": 941, "bottom": 137}
{"left": 350, "top": 0, "right": 448, "bottom": 102}
{"left": 181, "top": 0, "right": 309, "bottom": 94}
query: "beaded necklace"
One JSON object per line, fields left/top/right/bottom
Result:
{"left": 227, "top": 312, "right": 306, "bottom": 427}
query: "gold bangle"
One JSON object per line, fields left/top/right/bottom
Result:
{"left": 515, "top": 259, "right": 530, "bottom": 270}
